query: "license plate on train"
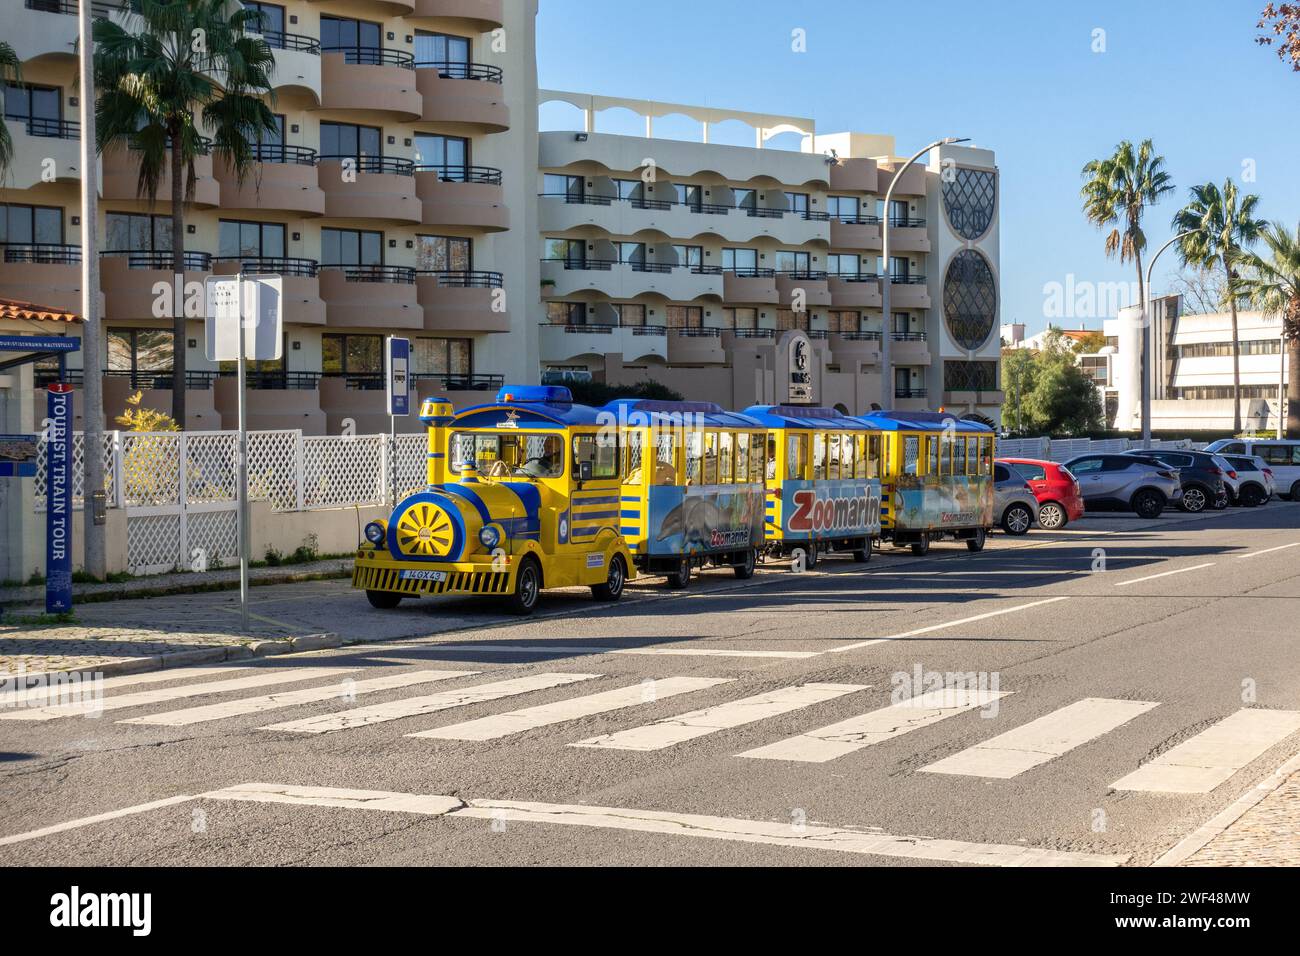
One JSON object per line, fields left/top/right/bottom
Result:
{"left": 399, "top": 570, "right": 447, "bottom": 582}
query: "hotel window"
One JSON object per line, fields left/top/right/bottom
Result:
{"left": 218, "top": 220, "right": 286, "bottom": 260}
{"left": 414, "top": 31, "right": 471, "bottom": 72}
{"left": 722, "top": 247, "right": 758, "bottom": 273}
{"left": 618, "top": 242, "right": 646, "bottom": 266}
{"left": 105, "top": 212, "right": 171, "bottom": 251}
{"left": 888, "top": 199, "right": 910, "bottom": 224}
{"left": 319, "top": 121, "right": 382, "bottom": 161}
{"left": 614, "top": 303, "right": 646, "bottom": 327}
{"left": 545, "top": 174, "right": 583, "bottom": 201}
{"left": 417, "top": 235, "right": 471, "bottom": 272}
{"left": 667, "top": 306, "right": 703, "bottom": 329}
{"left": 1, "top": 203, "right": 64, "bottom": 245}
{"left": 245, "top": 2, "right": 285, "bottom": 45}
{"left": 827, "top": 195, "right": 859, "bottom": 221}
{"left": 888, "top": 255, "right": 910, "bottom": 279}
{"left": 732, "top": 188, "right": 756, "bottom": 212}
{"left": 784, "top": 192, "right": 809, "bottom": 217}
{"left": 414, "top": 134, "right": 470, "bottom": 177}
{"left": 322, "top": 334, "right": 382, "bottom": 375}
{"left": 775, "top": 250, "right": 810, "bottom": 274}
{"left": 320, "top": 228, "right": 383, "bottom": 266}
{"left": 828, "top": 311, "right": 862, "bottom": 333}
{"left": 546, "top": 301, "right": 587, "bottom": 325}
{"left": 107, "top": 328, "right": 173, "bottom": 374}
{"left": 722, "top": 307, "right": 757, "bottom": 330}
{"left": 826, "top": 254, "right": 859, "bottom": 276}
{"left": 544, "top": 237, "right": 585, "bottom": 266}
{"left": 413, "top": 337, "right": 471, "bottom": 377}
{"left": 892, "top": 312, "right": 913, "bottom": 335}
{"left": 776, "top": 310, "right": 803, "bottom": 330}
{"left": 3, "top": 83, "right": 61, "bottom": 136}
{"left": 613, "top": 179, "right": 641, "bottom": 200}
{"left": 673, "top": 245, "right": 703, "bottom": 270}
{"left": 320, "top": 16, "right": 381, "bottom": 57}
{"left": 675, "top": 183, "right": 704, "bottom": 210}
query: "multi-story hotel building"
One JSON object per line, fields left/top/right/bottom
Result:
{"left": 2, "top": 0, "right": 539, "bottom": 434}
{"left": 535, "top": 92, "right": 1003, "bottom": 421}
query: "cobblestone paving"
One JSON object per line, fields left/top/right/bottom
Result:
{"left": 0, "top": 622, "right": 256, "bottom": 676}
{"left": 1182, "top": 770, "right": 1300, "bottom": 866}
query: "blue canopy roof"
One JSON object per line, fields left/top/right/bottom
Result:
{"left": 449, "top": 384, "right": 606, "bottom": 428}
{"left": 602, "top": 398, "right": 764, "bottom": 429}
{"left": 742, "top": 404, "right": 878, "bottom": 431}
{"left": 855, "top": 410, "right": 995, "bottom": 433}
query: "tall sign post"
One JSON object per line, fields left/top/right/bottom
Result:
{"left": 45, "top": 383, "right": 75, "bottom": 613}
{"left": 205, "top": 274, "right": 283, "bottom": 632}
{"left": 385, "top": 336, "right": 411, "bottom": 504}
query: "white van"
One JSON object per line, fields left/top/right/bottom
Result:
{"left": 1205, "top": 439, "right": 1300, "bottom": 499}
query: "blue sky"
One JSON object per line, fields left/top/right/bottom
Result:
{"left": 536, "top": 0, "right": 1300, "bottom": 334}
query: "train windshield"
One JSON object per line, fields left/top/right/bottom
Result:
{"left": 450, "top": 431, "right": 564, "bottom": 478}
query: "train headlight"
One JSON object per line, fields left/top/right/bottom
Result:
{"left": 364, "top": 521, "right": 387, "bottom": 546}
{"left": 478, "top": 523, "right": 503, "bottom": 550}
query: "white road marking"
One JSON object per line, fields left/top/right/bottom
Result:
{"left": 1114, "top": 562, "right": 1216, "bottom": 587}
{"left": 414, "top": 643, "right": 817, "bottom": 660}
{"left": 0, "top": 666, "right": 357, "bottom": 721}
{"left": 408, "top": 677, "right": 731, "bottom": 741}
{"left": 0, "top": 795, "right": 196, "bottom": 847}
{"left": 260, "top": 672, "right": 599, "bottom": 734}
{"left": 922, "top": 698, "right": 1160, "bottom": 779}
{"left": 611, "top": 648, "right": 818, "bottom": 660}
{"left": 827, "top": 596, "right": 1070, "bottom": 653}
{"left": 118, "top": 670, "right": 474, "bottom": 726}
{"left": 1111, "top": 708, "right": 1300, "bottom": 794}
{"left": 738, "top": 688, "right": 1012, "bottom": 763}
{"left": 0, "top": 664, "right": 247, "bottom": 707}
{"left": 570, "top": 682, "right": 867, "bottom": 752}
{"left": 1234, "top": 542, "right": 1300, "bottom": 559}
{"left": 202, "top": 782, "right": 1126, "bottom": 866}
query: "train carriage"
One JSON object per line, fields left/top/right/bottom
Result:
{"left": 352, "top": 386, "right": 636, "bottom": 615}
{"left": 606, "top": 398, "right": 768, "bottom": 588}
{"left": 742, "top": 405, "right": 883, "bottom": 567}
{"left": 859, "top": 410, "right": 996, "bottom": 555}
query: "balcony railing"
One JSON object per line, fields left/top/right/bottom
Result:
{"left": 538, "top": 192, "right": 615, "bottom": 206}
{"left": 26, "top": 0, "right": 132, "bottom": 16}
{"left": 628, "top": 261, "right": 673, "bottom": 274}
{"left": 777, "top": 270, "right": 828, "bottom": 280}
{"left": 322, "top": 46, "right": 415, "bottom": 69}
{"left": 416, "top": 163, "right": 503, "bottom": 184}
{"left": 131, "top": 135, "right": 212, "bottom": 155}
{"left": 731, "top": 328, "right": 777, "bottom": 338}
{"left": 250, "top": 143, "right": 318, "bottom": 165}
{"left": 688, "top": 264, "right": 723, "bottom": 275}
{"left": 895, "top": 386, "right": 928, "bottom": 398}
{"left": 322, "top": 264, "right": 416, "bottom": 284}
{"left": 543, "top": 258, "right": 615, "bottom": 271}
{"left": 413, "top": 61, "right": 503, "bottom": 83}
{"left": 834, "top": 214, "right": 882, "bottom": 225}
{"left": 807, "top": 329, "right": 830, "bottom": 339}
{"left": 801, "top": 210, "right": 830, "bottom": 221}
{"left": 417, "top": 269, "right": 503, "bottom": 288}
{"left": 2, "top": 242, "right": 82, "bottom": 264}
{"left": 14, "top": 116, "right": 80, "bottom": 139}
{"left": 888, "top": 274, "right": 927, "bottom": 284}
{"left": 630, "top": 197, "right": 673, "bottom": 211}
{"left": 888, "top": 217, "right": 927, "bottom": 228}
{"left": 724, "top": 267, "right": 776, "bottom": 278}
{"left": 255, "top": 30, "right": 321, "bottom": 54}
{"left": 670, "top": 327, "right": 724, "bottom": 337}
{"left": 414, "top": 372, "right": 504, "bottom": 391}
{"left": 631, "top": 325, "right": 668, "bottom": 336}
{"left": 742, "top": 206, "right": 784, "bottom": 218}
{"left": 892, "top": 331, "right": 928, "bottom": 342}
{"left": 836, "top": 331, "right": 882, "bottom": 341}
{"left": 106, "top": 369, "right": 218, "bottom": 390}
{"left": 213, "top": 256, "right": 319, "bottom": 277}
{"left": 831, "top": 271, "right": 881, "bottom": 282}
{"left": 104, "top": 250, "right": 213, "bottom": 271}
{"left": 318, "top": 154, "right": 414, "bottom": 176}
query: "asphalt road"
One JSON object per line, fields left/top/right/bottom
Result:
{"left": 3, "top": 501, "right": 1299, "bottom": 867}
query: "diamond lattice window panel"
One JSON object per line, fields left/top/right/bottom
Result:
{"left": 127, "top": 512, "right": 183, "bottom": 573}
{"left": 942, "top": 168, "right": 997, "bottom": 241}
{"left": 247, "top": 430, "right": 300, "bottom": 510}
{"left": 302, "top": 435, "right": 386, "bottom": 508}
{"left": 942, "top": 250, "right": 998, "bottom": 351}
{"left": 187, "top": 509, "right": 239, "bottom": 568}
{"left": 184, "top": 433, "right": 238, "bottom": 504}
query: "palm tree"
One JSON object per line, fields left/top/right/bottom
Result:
{"left": 1172, "top": 180, "right": 1264, "bottom": 433}
{"left": 0, "top": 41, "right": 22, "bottom": 180}
{"left": 1236, "top": 222, "right": 1300, "bottom": 439}
{"left": 1080, "top": 139, "right": 1175, "bottom": 311}
{"left": 94, "top": 0, "right": 278, "bottom": 424}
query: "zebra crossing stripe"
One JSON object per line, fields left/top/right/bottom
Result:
{"left": 0, "top": 665, "right": 248, "bottom": 708}
{"left": 118, "top": 670, "right": 476, "bottom": 727}
{"left": 410, "top": 644, "right": 818, "bottom": 660}
{"left": 921, "top": 698, "right": 1160, "bottom": 779}
{"left": 259, "top": 672, "right": 601, "bottom": 734}
{"left": 738, "top": 688, "right": 1012, "bottom": 763}
{"left": 1111, "top": 708, "right": 1300, "bottom": 793}
{"left": 569, "top": 682, "right": 868, "bottom": 752}
{"left": 0, "top": 666, "right": 358, "bottom": 721}
{"left": 410, "top": 677, "right": 732, "bottom": 741}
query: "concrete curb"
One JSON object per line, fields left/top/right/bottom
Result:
{"left": 19, "top": 633, "right": 339, "bottom": 679}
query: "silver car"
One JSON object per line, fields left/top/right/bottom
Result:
{"left": 994, "top": 462, "right": 1040, "bottom": 535}
{"left": 1062, "top": 454, "right": 1183, "bottom": 518}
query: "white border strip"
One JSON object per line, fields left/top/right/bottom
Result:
{"left": 1114, "top": 563, "right": 1215, "bottom": 587}
{"left": 827, "top": 596, "right": 1070, "bottom": 653}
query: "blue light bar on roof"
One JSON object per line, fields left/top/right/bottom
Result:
{"left": 496, "top": 385, "right": 573, "bottom": 405}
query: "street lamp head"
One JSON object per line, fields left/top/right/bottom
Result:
{"left": 941, "top": 137, "right": 971, "bottom": 146}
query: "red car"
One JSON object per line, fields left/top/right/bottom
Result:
{"left": 997, "top": 458, "right": 1086, "bottom": 529}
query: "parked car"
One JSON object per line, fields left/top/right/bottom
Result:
{"left": 1205, "top": 438, "right": 1300, "bottom": 500}
{"left": 993, "top": 462, "right": 1040, "bottom": 535}
{"left": 1221, "top": 454, "right": 1274, "bottom": 506}
{"left": 1062, "top": 454, "right": 1183, "bottom": 518}
{"left": 1120, "top": 450, "right": 1228, "bottom": 513}
{"left": 999, "top": 457, "right": 1086, "bottom": 530}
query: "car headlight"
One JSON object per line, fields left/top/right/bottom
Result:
{"left": 364, "top": 521, "right": 386, "bottom": 546}
{"left": 479, "top": 523, "right": 503, "bottom": 549}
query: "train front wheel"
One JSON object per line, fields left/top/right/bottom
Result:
{"left": 366, "top": 590, "right": 402, "bottom": 610}
{"left": 591, "top": 555, "right": 626, "bottom": 602}
{"left": 506, "top": 557, "right": 542, "bottom": 615}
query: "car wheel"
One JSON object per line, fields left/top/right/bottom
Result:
{"left": 1240, "top": 484, "right": 1264, "bottom": 508}
{"left": 1037, "top": 501, "right": 1068, "bottom": 530}
{"left": 1290, "top": 480, "right": 1300, "bottom": 502}
{"left": 1181, "top": 485, "right": 1209, "bottom": 513}
{"left": 365, "top": 589, "right": 402, "bottom": 610}
{"left": 853, "top": 543, "right": 872, "bottom": 562}
{"left": 666, "top": 554, "right": 691, "bottom": 589}
{"left": 1133, "top": 490, "right": 1164, "bottom": 519}
{"left": 910, "top": 535, "right": 930, "bottom": 556}
{"left": 505, "top": 557, "right": 541, "bottom": 615}
{"left": 591, "top": 554, "right": 626, "bottom": 601}
{"left": 733, "top": 548, "right": 757, "bottom": 580}
{"left": 966, "top": 527, "right": 988, "bottom": 552}
{"left": 1001, "top": 503, "right": 1033, "bottom": 535}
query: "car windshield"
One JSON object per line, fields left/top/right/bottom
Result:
{"left": 450, "top": 431, "right": 564, "bottom": 478}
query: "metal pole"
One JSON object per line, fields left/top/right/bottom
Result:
{"left": 78, "top": 0, "right": 106, "bottom": 580}
{"left": 236, "top": 274, "right": 249, "bottom": 633}
{"left": 390, "top": 414, "right": 397, "bottom": 506}
{"left": 1141, "top": 232, "right": 1194, "bottom": 449}
{"left": 879, "top": 136, "right": 967, "bottom": 410}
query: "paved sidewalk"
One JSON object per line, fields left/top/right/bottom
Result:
{"left": 1180, "top": 765, "right": 1300, "bottom": 866}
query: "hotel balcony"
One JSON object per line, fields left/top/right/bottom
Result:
{"left": 100, "top": 251, "right": 212, "bottom": 322}
{"left": 541, "top": 259, "right": 722, "bottom": 301}
{"left": 320, "top": 49, "right": 421, "bottom": 121}
{"left": 319, "top": 266, "right": 422, "bottom": 330}
{"left": 213, "top": 373, "right": 325, "bottom": 432}
{"left": 259, "top": 30, "right": 323, "bottom": 101}
{"left": 411, "top": 0, "right": 506, "bottom": 30}
{"left": 830, "top": 332, "right": 882, "bottom": 366}
{"left": 943, "top": 389, "right": 1006, "bottom": 408}
{"left": 5, "top": 117, "right": 84, "bottom": 190}
{"left": 16, "top": 1, "right": 80, "bottom": 61}
{"left": 539, "top": 322, "right": 667, "bottom": 364}
{"left": 415, "top": 62, "right": 509, "bottom": 133}
{"left": 102, "top": 141, "right": 220, "bottom": 207}
{"left": 214, "top": 145, "right": 326, "bottom": 217}
{"left": 667, "top": 327, "right": 727, "bottom": 365}
{"left": 415, "top": 165, "right": 508, "bottom": 232}
{"left": 829, "top": 157, "right": 878, "bottom": 193}
{"left": 415, "top": 270, "right": 510, "bottom": 333}
{"left": 889, "top": 331, "right": 932, "bottom": 366}
{"left": 886, "top": 275, "right": 931, "bottom": 310}
{"left": 879, "top": 161, "right": 927, "bottom": 195}
{"left": 98, "top": 370, "right": 223, "bottom": 431}
{"left": 776, "top": 272, "right": 831, "bottom": 308}
{"left": 828, "top": 273, "right": 882, "bottom": 309}
{"left": 212, "top": 257, "right": 326, "bottom": 327}
{"left": 0, "top": 244, "right": 102, "bottom": 316}
{"left": 888, "top": 218, "right": 931, "bottom": 253}
{"left": 722, "top": 269, "right": 779, "bottom": 305}
{"left": 829, "top": 217, "right": 882, "bottom": 251}
{"left": 317, "top": 157, "right": 421, "bottom": 223}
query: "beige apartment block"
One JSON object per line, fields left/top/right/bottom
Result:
{"left": 537, "top": 92, "right": 1003, "bottom": 422}
{"left": 2, "top": 0, "right": 539, "bottom": 434}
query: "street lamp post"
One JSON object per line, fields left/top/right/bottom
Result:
{"left": 1140, "top": 231, "right": 1194, "bottom": 449}
{"left": 879, "top": 136, "right": 968, "bottom": 408}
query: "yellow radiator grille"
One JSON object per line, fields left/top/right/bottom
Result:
{"left": 352, "top": 564, "right": 511, "bottom": 596}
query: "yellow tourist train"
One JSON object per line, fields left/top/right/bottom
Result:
{"left": 352, "top": 386, "right": 995, "bottom": 613}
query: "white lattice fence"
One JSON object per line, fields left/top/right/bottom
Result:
{"left": 247, "top": 430, "right": 302, "bottom": 511}
{"left": 302, "top": 434, "right": 387, "bottom": 508}
{"left": 34, "top": 432, "right": 117, "bottom": 508}
{"left": 394, "top": 433, "right": 428, "bottom": 499}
